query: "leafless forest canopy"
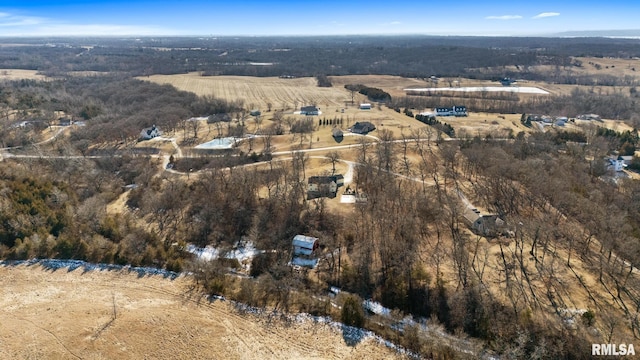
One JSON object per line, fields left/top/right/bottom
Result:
{"left": 2, "top": 36, "right": 640, "bottom": 359}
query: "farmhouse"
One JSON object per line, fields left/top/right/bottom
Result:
{"left": 291, "top": 235, "right": 319, "bottom": 268}
{"left": 307, "top": 175, "right": 343, "bottom": 199}
{"left": 349, "top": 121, "right": 376, "bottom": 134}
{"left": 250, "top": 109, "right": 261, "bottom": 116}
{"left": 555, "top": 117, "right": 568, "bottom": 126}
{"left": 463, "top": 210, "right": 507, "bottom": 237}
{"left": 609, "top": 156, "right": 626, "bottom": 172}
{"left": 526, "top": 114, "right": 552, "bottom": 123}
{"left": 359, "top": 103, "right": 372, "bottom": 110}
{"left": 58, "top": 117, "right": 73, "bottom": 126}
{"left": 500, "top": 77, "right": 516, "bottom": 86}
{"left": 140, "top": 125, "right": 161, "bottom": 140}
{"left": 435, "top": 105, "right": 467, "bottom": 117}
{"left": 300, "top": 105, "right": 319, "bottom": 116}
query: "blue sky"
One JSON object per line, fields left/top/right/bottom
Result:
{"left": 0, "top": 1, "right": 638, "bottom": 36}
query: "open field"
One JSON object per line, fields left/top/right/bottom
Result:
{"left": 0, "top": 263, "right": 402, "bottom": 360}
{"left": 141, "top": 74, "right": 353, "bottom": 110}
{"left": 0, "top": 69, "right": 47, "bottom": 81}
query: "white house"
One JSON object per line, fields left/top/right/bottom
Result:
{"left": 435, "top": 105, "right": 467, "bottom": 117}
{"left": 610, "top": 157, "right": 626, "bottom": 172}
{"left": 359, "top": 103, "right": 372, "bottom": 110}
{"left": 140, "top": 125, "right": 161, "bottom": 140}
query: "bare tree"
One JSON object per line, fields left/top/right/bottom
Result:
{"left": 325, "top": 151, "right": 340, "bottom": 175}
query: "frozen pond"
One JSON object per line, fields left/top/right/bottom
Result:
{"left": 405, "top": 86, "right": 549, "bottom": 94}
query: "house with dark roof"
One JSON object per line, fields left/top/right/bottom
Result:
{"left": 140, "top": 125, "right": 161, "bottom": 140}
{"left": 307, "top": 175, "right": 343, "bottom": 199}
{"left": 500, "top": 78, "right": 516, "bottom": 86}
{"left": 435, "top": 106, "right": 467, "bottom": 117}
{"left": 463, "top": 210, "right": 507, "bottom": 237}
{"left": 300, "top": 105, "right": 319, "bottom": 116}
{"left": 349, "top": 121, "right": 376, "bottom": 134}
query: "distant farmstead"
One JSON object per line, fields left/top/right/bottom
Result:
{"left": 140, "top": 125, "right": 161, "bottom": 140}
{"left": 435, "top": 106, "right": 467, "bottom": 117}
{"left": 300, "top": 105, "right": 319, "bottom": 116}
{"left": 359, "top": 103, "right": 372, "bottom": 110}
{"left": 349, "top": 121, "right": 376, "bottom": 134}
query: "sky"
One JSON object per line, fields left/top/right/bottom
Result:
{"left": 0, "top": 0, "right": 638, "bottom": 37}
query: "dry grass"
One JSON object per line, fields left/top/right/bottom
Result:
{"left": 0, "top": 69, "right": 47, "bottom": 81}
{"left": 0, "top": 263, "right": 401, "bottom": 360}
{"left": 140, "top": 73, "right": 353, "bottom": 110}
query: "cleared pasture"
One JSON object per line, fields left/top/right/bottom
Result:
{"left": 0, "top": 69, "right": 47, "bottom": 81}
{"left": 141, "top": 73, "right": 353, "bottom": 110}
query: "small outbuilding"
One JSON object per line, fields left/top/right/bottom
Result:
{"left": 291, "top": 235, "right": 320, "bottom": 268}
{"left": 359, "top": 103, "right": 372, "bottom": 110}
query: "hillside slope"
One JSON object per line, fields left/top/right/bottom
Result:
{"left": 0, "top": 263, "right": 402, "bottom": 360}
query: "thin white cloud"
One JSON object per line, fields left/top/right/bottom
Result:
{"left": 533, "top": 12, "right": 560, "bottom": 19}
{"left": 0, "top": 11, "right": 177, "bottom": 36}
{"left": 485, "top": 15, "right": 523, "bottom": 20}
{"left": 34, "top": 24, "right": 175, "bottom": 36}
{"left": 389, "top": 21, "right": 402, "bottom": 25}
{"left": 0, "top": 13, "right": 45, "bottom": 27}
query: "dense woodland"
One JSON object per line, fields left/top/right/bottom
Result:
{"left": 2, "top": 37, "right": 640, "bottom": 359}
{"left": 2, "top": 36, "right": 640, "bottom": 84}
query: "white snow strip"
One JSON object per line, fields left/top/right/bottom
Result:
{"left": 405, "top": 86, "right": 549, "bottom": 94}
{"left": 195, "top": 137, "right": 238, "bottom": 149}
{"left": 187, "top": 242, "right": 263, "bottom": 263}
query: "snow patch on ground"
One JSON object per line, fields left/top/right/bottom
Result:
{"left": 195, "top": 137, "right": 238, "bottom": 149}
{"left": 0, "top": 259, "right": 180, "bottom": 279}
{"left": 229, "top": 300, "right": 421, "bottom": 358}
{"left": 405, "top": 86, "right": 549, "bottom": 95}
{"left": 187, "top": 242, "right": 263, "bottom": 263}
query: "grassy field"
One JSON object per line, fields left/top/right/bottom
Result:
{"left": 141, "top": 73, "right": 354, "bottom": 111}
{"left": 0, "top": 69, "right": 47, "bottom": 81}
{"left": 0, "top": 263, "right": 402, "bottom": 360}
